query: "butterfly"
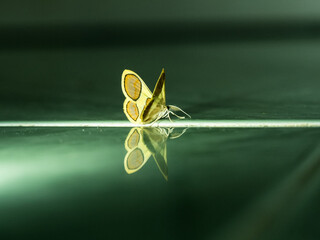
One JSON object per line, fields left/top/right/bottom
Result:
{"left": 121, "top": 69, "right": 191, "bottom": 124}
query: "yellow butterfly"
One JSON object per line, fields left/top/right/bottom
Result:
{"left": 121, "top": 69, "right": 191, "bottom": 124}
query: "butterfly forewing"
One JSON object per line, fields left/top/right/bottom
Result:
{"left": 151, "top": 68, "right": 166, "bottom": 103}
{"left": 141, "top": 69, "right": 167, "bottom": 123}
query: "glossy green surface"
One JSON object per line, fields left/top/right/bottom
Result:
{"left": 0, "top": 127, "right": 319, "bottom": 239}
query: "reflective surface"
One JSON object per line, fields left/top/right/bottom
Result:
{"left": 0, "top": 127, "right": 319, "bottom": 239}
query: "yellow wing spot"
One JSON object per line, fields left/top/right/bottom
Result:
{"left": 127, "top": 148, "right": 144, "bottom": 170}
{"left": 126, "top": 101, "right": 139, "bottom": 121}
{"left": 124, "top": 74, "right": 142, "bottom": 100}
{"left": 127, "top": 129, "right": 140, "bottom": 149}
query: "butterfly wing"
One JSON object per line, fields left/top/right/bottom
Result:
{"left": 141, "top": 69, "right": 167, "bottom": 123}
{"left": 124, "top": 128, "right": 152, "bottom": 174}
{"left": 142, "top": 128, "right": 168, "bottom": 180}
{"left": 121, "top": 70, "right": 153, "bottom": 124}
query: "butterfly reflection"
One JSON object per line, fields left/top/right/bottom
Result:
{"left": 124, "top": 127, "right": 187, "bottom": 180}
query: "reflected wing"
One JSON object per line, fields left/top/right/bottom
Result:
{"left": 123, "top": 127, "right": 188, "bottom": 180}
{"left": 141, "top": 69, "right": 167, "bottom": 123}
{"left": 153, "top": 145, "right": 168, "bottom": 181}
{"left": 142, "top": 128, "right": 168, "bottom": 180}
{"left": 121, "top": 70, "right": 152, "bottom": 124}
{"left": 124, "top": 128, "right": 151, "bottom": 174}
{"left": 124, "top": 127, "right": 169, "bottom": 180}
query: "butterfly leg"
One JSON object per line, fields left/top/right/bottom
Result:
{"left": 169, "top": 128, "right": 188, "bottom": 139}
{"left": 168, "top": 105, "right": 191, "bottom": 118}
{"left": 160, "top": 127, "right": 173, "bottom": 137}
{"left": 167, "top": 112, "right": 173, "bottom": 122}
{"left": 169, "top": 111, "right": 185, "bottom": 119}
{"left": 150, "top": 111, "right": 167, "bottom": 126}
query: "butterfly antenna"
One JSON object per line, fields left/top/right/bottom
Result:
{"left": 168, "top": 105, "right": 191, "bottom": 118}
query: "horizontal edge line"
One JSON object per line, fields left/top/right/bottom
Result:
{"left": 0, "top": 120, "right": 320, "bottom": 128}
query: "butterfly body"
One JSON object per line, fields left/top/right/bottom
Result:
{"left": 121, "top": 69, "right": 190, "bottom": 124}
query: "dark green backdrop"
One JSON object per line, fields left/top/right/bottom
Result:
{"left": 0, "top": 2, "right": 320, "bottom": 240}
{"left": 0, "top": 0, "right": 319, "bottom": 120}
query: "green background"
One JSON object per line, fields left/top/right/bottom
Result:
{"left": 0, "top": 1, "right": 320, "bottom": 239}
{"left": 0, "top": 0, "right": 320, "bottom": 120}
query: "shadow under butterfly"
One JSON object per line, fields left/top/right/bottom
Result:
{"left": 124, "top": 127, "right": 187, "bottom": 180}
